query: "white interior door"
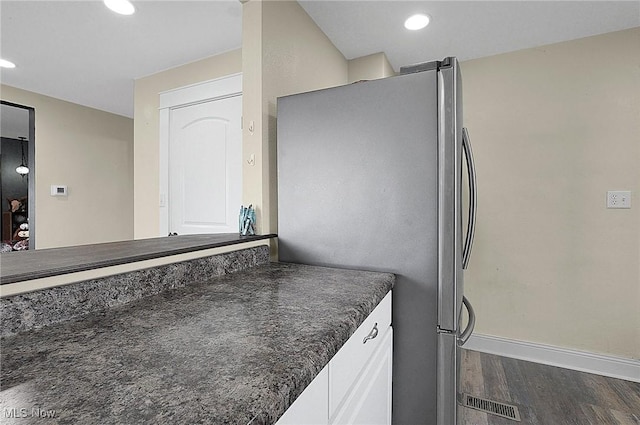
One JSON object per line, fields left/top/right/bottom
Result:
{"left": 168, "top": 95, "right": 242, "bottom": 235}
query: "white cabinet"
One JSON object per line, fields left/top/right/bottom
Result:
{"left": 331, "top": 329, "right": 393, "bottom": 425}
{"left": 276, "top": 365, "right": 329, "bottom": 425}
{"left": 275, "top": 292, "right": 392, "bottom": 425}
{"left": 329, "top": 292, "right": 392, "bottom": 419}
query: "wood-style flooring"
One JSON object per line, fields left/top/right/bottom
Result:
{"left": 459, "top": 349, "right": 640, "bottom": 425}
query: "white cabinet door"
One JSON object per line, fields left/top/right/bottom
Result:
{"left": 276, "top": 292, "right": 392, "bottom": 425}
{"left": 329, "top": 293, "right": 392, "bottom": 417}
{"left": 168, "top": 94, "right": 242, "bottom": 235}
{"left": 331, "top": 328, "right": 393, "bottom": 425}
{"left": 276, "top": 365, "right": 328, "bottom": 425}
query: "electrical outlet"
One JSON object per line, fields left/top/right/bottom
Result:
{"left": 607, "top": 191, "right": 631, "bottom": 209}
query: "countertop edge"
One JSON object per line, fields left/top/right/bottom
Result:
{"left": 0, "top": 234, "right": 277, "bottom": 284}
{"left": 256, "top": 270, "right": 395, "bottom": 425}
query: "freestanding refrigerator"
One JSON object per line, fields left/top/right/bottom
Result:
{"left": 277, "top": 57, "right": 477, "bottom": 425}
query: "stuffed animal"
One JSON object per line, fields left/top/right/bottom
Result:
{"left": 12, "top": 239, "right": 28, "bottom": 251}
{"left": 7, "top": 197, "right": 27, "bottom": 213}
{"left": 9, "top": 199, "right": 22, "bottom": 213}
{"left": 11, "top": 217, "right": 29, "bottom": 241}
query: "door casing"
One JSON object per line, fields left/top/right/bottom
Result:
{"left": 158, "top": 73, "right": 242, "bottom": 236}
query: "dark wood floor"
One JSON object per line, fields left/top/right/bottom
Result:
{"left": 459, "top": 349, "right": 640, "bottom": 425}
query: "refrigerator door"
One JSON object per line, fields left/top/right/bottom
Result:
{"left": 437, "top": 331, "right": 460, "bottom": 425}
{"left": 278, "top": 70, "right": 439, "bottom": 424}
{"left": 437, "top": 59, "right": 464, "bottom": 334}
{"left": 437, "top": 297, "right": 475, "bottom": 425}
{"left": 436, "top": 58, "right": 468, "bottom": 425}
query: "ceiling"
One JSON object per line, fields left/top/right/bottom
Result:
{"left": 0, "top": 1, "right": 242, "bottom": 118}
{"left": 1, "top": 1, "right": 638, "bottom": 119}
{"left": 300, "top": 1, "right": 640, "bottom": 68}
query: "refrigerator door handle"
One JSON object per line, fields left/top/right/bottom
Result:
{"left": 458, "top": 296, "right": 476, "bottom": 346}
{"left": 462, "top": 127, "right": 477, "bottom": 270}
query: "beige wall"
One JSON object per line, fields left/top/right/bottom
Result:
{"left": 242, "top": 0, "right": 348, "bottom": 240}
{"left": 461, "top": 27, "right": 640, "bottom": 360}
{"left": 134, "top": 1, "right": 377, "bottom": 243}
{"left": 242, "top": 0, "right": 264, "bottom": 230}
{"left": 348, "top": 52, "right": 395, "bottom": 83}
{"left": 133, "top": 50, "right": 242, "bottom": 239}
{"left": 1, "top": 85, "right": 134, "bottom": 249}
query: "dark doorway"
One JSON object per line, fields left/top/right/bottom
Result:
{"left": 1, "top": 100, "right": 35, "bottom": 250}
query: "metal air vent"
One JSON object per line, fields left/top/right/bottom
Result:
{"left": 463, "top": 393, "right": 521, "bottom": 421}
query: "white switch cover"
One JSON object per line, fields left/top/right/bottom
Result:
{"left": 607, "top": 191, "right": 631, "bottom": 209}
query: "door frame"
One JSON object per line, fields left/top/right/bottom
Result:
{"left": 158, "top": 73, "right": 242, "bottom": 236}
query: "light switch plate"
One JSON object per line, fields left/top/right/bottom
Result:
{"left": 607, "top": 191, "right": 631, "bottom": 209}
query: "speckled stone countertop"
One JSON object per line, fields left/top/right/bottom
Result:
{"left": 0, "top": 262, "right": 394, "bottom": 424}
{"left": 0, "top": 234, "right": 276, "bottom": 284}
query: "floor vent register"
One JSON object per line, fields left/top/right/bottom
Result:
{"left": 463, "top": 393, "right": 522, "bottom": 421}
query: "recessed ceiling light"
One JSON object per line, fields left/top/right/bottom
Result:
{"left": 104, "top": 0, "right": 135, "bottom": 16}
{"left": 0, "top": 58, "right": 16, "bottom": 69}
{"left": 405, "top": 14, "right": 430, "bottom": 31}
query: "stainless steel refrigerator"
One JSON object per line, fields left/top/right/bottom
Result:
{"left": 277, "top": 57, "right": 477, "bottom": 425}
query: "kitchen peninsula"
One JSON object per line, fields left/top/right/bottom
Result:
{"left": 0, "top": 240, "right": 393, "bottom": 424}
{"left": 0, "top": 234, "right": 276, "bottom": 284}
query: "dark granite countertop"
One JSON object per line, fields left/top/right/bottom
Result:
{"left": 0, "top": 234, "right": 276, "bottom": 284}
{"left": 0, "top": 262, "right": 394, "bottom": 424}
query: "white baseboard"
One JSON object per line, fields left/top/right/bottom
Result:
{"left": 464, "top": 333, "right": 640, "bottom": 383}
